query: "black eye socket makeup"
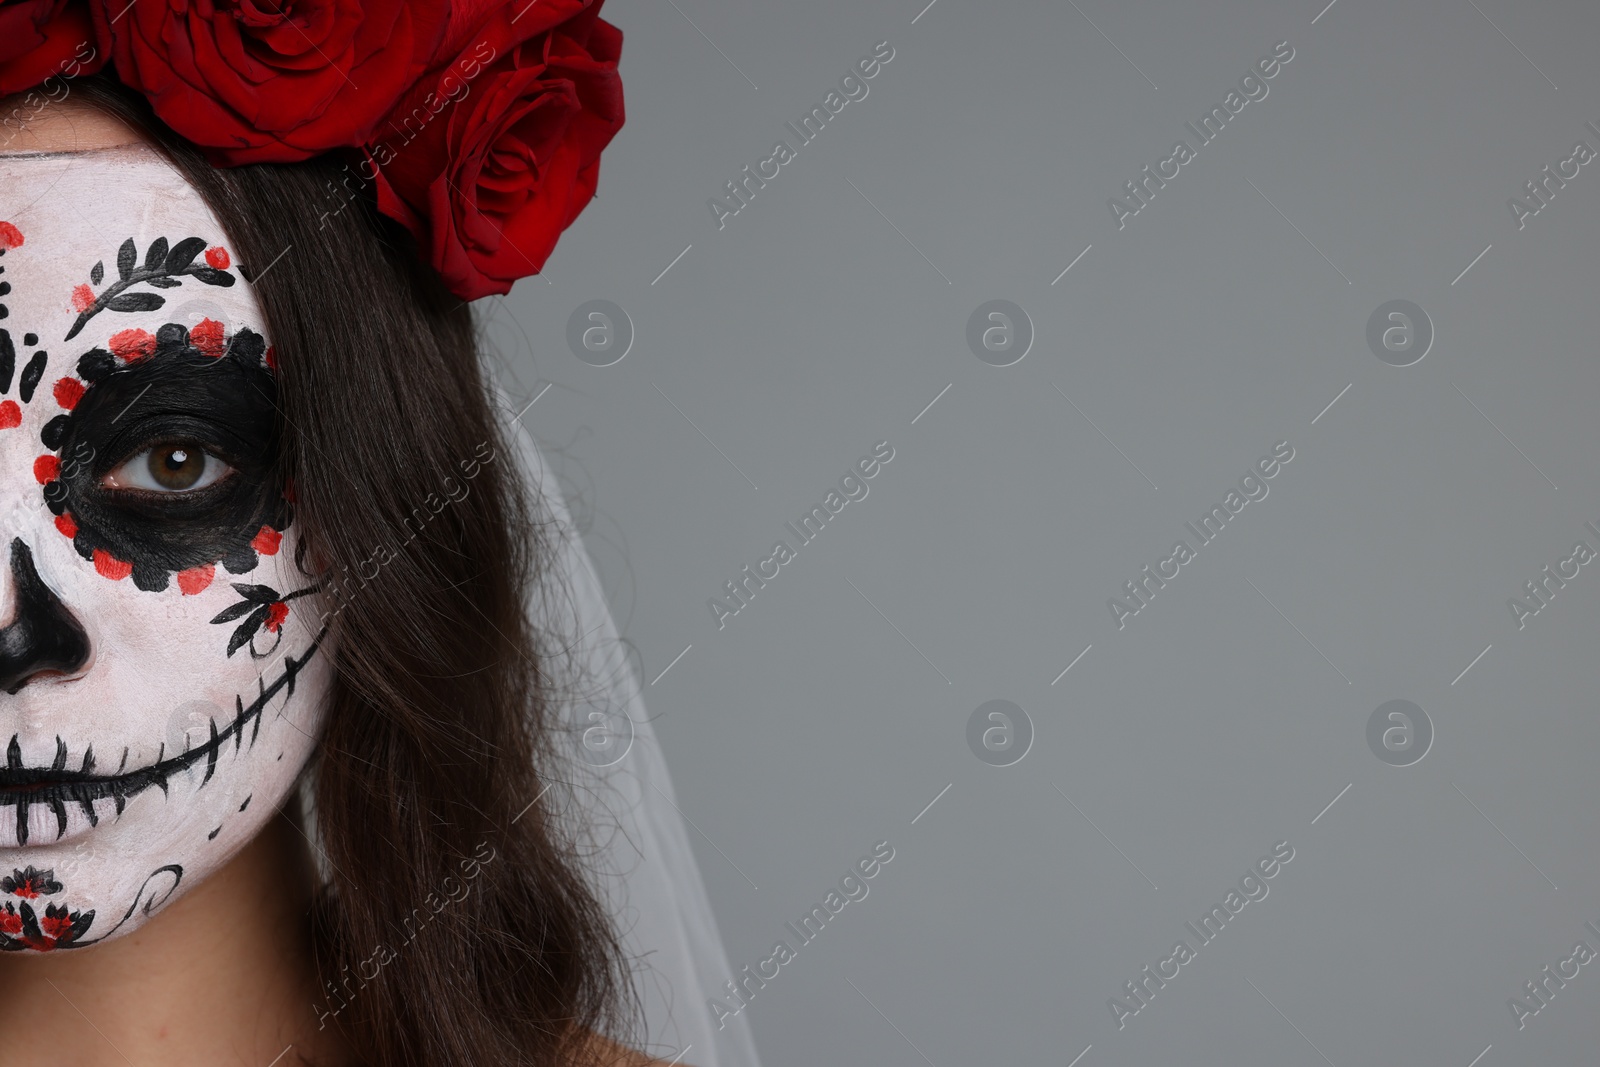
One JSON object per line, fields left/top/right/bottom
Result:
{"left": 37, "top": 322, "right": 292, "bottom": 593}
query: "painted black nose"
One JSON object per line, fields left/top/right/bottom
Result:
{"left": 0, "top": 538, "right": 90, "bottom": 694}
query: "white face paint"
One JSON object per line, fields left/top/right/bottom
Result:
{"left": 0, "top": 143, "right": 330, "bottom": 952}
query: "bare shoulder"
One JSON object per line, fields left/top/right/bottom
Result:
{"left": 579, "top": 1030, "right": 697, "bottom": 1067}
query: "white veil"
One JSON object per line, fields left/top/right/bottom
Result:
{"left": 493, "top": 379, "right": 762, "bottom": 1067}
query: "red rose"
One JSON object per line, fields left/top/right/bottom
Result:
{"left": 0, "top": 0, "right": 106, "bottom": 96}
{"left": 91, "top": 0, "right": 450, "bottom": 165}
{"left": 367, "top": 0, "right": 624, "bottom": 300}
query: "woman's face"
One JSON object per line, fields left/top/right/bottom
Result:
{"left": 0, "top": 140, "right": 331, "bottom": 952}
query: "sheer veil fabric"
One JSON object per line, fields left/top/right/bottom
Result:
{"left": 295, "top": 369, "right": 761, "bottom": 1064}
{"left": 496, "top": 380, "right": 763, "bottom": 1067}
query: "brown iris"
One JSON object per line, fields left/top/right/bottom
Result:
{"left": 148, "top": 444, "right": 205, "bottom": 490}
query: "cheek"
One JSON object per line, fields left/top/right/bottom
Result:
{"left": 72, "top": 523, "right": 325, "bottom": 712}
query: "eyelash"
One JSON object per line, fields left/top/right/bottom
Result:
{"left": 99, "top": 440, "right": 235, "bottom": 494}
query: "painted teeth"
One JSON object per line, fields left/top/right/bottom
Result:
{"left": 202, "top": 720, "right": 219, "bottom": 786}
{"left": 73, "top": 785, "right": 96, "bottom": 827}
{"left": 0, "top": 627, "right": 325, "bottom": 841}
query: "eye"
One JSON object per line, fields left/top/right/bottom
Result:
{"left": 101, "top": 441, "right": 233, "bottom": 493}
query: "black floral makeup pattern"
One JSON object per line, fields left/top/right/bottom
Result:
{"left": 212, "top": 581, "right": 320, "bottom": 658}
{"left": 0, "top": 863, "right": 184, "bottom": 952}
{"left": 2, "top": 865, "right": 61, "bottom": 897}
{"left": 39, "top": 319, "right": 291, "bottom": 593}
{"left": 64, "top": 236, "right": 235, "bottom": 342}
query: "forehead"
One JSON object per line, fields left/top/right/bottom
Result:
{"left": 2, "top": 143, "right": 208, "bottom": 231}
{"left": 0, "top": 144, "right": 262, "bottom": 343}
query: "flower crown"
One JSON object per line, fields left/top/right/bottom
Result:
{"left": 0, "top": 0, "right": 624, "bottom": 301}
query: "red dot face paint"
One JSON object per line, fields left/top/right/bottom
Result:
{"left": 0, "top": 144, "right": 332, "bottom": 954}
{"left": 190, "top": 318, "right": 225, "bottom": 359}
{"left": 176, "top": 564, "right": 214, "bottom": 595}
{"left": 91, "top": 548, "right": 131, "bottom": 581}
{"left": 51, "top": 378, "right": 83, "bottom": 410}
{"left": 106, "top": 328, "right": 157, "bottom": 362}
{"left": 250, "top": 525, "right": 281, "bottom": 555}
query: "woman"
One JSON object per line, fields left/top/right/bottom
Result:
{"left": 0, "top": 2, "right": 744, "bottom": 1064}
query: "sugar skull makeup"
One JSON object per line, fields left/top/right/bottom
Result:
{"left": 0, "top": 143, "right": 330, "bottom": 951}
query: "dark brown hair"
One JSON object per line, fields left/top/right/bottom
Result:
{"left": 72, "top": 74, "right": 638, "bottom": 1067}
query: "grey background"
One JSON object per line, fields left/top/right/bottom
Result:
{"left": 487, "top": 0, "right": 1600, "bottom": 1063}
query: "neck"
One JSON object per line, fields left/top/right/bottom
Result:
{"left": 0, "top": 806, "right": 348, "bottom": 1067}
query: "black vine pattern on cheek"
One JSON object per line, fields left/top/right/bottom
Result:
{"left": 211, "top": 582, "right": 320, "bottom": 658}
{"left": 0, "top": 863, "right": 183, "bottom": 952}
{"left": 0, "top": 628, "right": 325, "bottom": 845}
{"left": 40, "top": 320, "right": 289, "bottom": 593}
{"left": 63, "top": 236, "right": 235, "bottom": 342}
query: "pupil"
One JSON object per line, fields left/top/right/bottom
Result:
{"left": 149, "top": 445, "right": 204, "bottom": 489}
